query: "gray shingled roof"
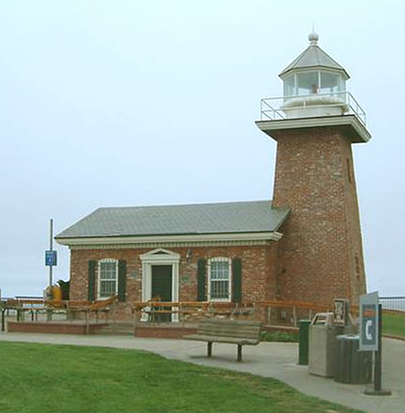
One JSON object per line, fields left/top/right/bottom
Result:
{"left": 55, "top": 200, "right": 289, "bottom": 239}
{"left": 279, "top": 42, "right": 349, "bottom": 79}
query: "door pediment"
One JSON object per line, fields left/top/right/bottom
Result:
{"left": 140, "top": 248, "right": 180, "bottom": 263}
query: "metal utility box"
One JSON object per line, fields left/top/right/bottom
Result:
{"left": 298, "top": 319, "right": 311, "bottom": 365}
{"left": 308, "top": 313, "right": 343, "bottom": 377}
{"left": 334, "top": 335, "right": 372, "bottom": 384}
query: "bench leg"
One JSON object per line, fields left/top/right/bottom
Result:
{"left": 237, "top": 345, "right": 242, "bottom": 362}
{"left": 1, "top": 308, "right": 5, "bottom": 332}
{"left": 207, "top": 342, "right": 212, "bottom": 358}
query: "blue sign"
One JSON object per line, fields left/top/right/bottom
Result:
{"left": 359, "top": 291, "right": 379, "bottom": 351}
{"left": 45, "top": 250, "right": 57, "bottom": 267}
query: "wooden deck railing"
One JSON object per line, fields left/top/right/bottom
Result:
{"left": 4, "top": 296, "right": 401, "bottom": 333}
{"left": 131, "top": 299, "right": 353, "bottom": 327}
{"left": 1, "top": 296, "right": 118, "bottom": 334}
{"left": 132, "top": 301, "right": 258, "bottom": 324}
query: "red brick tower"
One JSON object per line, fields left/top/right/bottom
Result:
{"left": 256, "top": 33, "right": 371, "bottom": 305}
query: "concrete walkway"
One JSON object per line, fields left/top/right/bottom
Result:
{"left": 0, "top": 332, "right": 403, "bottom": 413}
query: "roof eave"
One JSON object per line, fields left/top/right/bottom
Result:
{"left": 55, "top": 231, "right": 284, "bottom": 246}
{"left": 279, "top": 65, "right": 350, "bottom": 80}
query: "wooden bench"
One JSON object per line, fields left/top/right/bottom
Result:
{"left": 65, "top": 296, "right": 118, "bottom": 334}
{"left": 89, "top": 295, "right": 118, "bottom": 323}
{"left": 184, "top": 319, "right": 262, "bottom": 362}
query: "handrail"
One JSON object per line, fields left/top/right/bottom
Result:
{"left": 260, "top": 91, "right": 367, "bottom": 126}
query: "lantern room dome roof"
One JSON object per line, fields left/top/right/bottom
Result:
{"left": 279, "top": 33, "right": 350, "bottom": 80}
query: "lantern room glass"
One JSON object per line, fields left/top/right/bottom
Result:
{"left": 297, "top": 72, "right": 318, "bottom": 95}
{"left": 319, "top": 72, "right": 344, "bottom": 94}
{"left": 283, "top": 71, "right": 345, "bottom": 99}
{"left": 284, "top": 75, "right": 295, "bottom": 97}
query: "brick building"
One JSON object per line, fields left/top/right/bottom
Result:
{"left": 55, "top": 33, "right": 371, "bottom": 321}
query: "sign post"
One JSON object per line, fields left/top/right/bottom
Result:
{"left": 45, "top": 219, "right": 57, "bottom": 321}
{"left": 360, "top": 292, "right": 391, "bottom": 396}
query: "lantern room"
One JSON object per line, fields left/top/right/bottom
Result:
{"left": 279, "top": 32, "right": 350, "bottom": 118}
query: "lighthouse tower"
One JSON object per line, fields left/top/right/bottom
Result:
{"left": 257, "top": 33, "right": 371, "bottom": 305}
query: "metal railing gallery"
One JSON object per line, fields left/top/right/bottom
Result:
{"left": 260, "top": 91, "right": 366, "bottom": 126}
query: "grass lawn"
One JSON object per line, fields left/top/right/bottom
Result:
{"left": 0, "top": 342, "right": 364, "bottom": 413}
{"left": 383, "top": 311, "right": 405, "bottom": 339}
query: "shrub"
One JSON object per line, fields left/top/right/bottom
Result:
{"left": 261, "top": 330, "right": 299, "bottom": 343}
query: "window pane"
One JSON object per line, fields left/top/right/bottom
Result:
{"left": 211, "top": 280, "right": 229, "bottom": 300}
{"left": 284, "top": 75, "right": 295, "bottom": 97}
{"left": 320, "top": 72, "right": 341, "bottom": 94}
{"left": 100, "top": 262, "right": 116, "bottom": 279}
{"left": 297, "top": 72, "right": 318, "bottom": 95}
{"left": 100, "top": 280, "right": 116, "bottom": 297}
{"left": 211, "top": 261, "right": 229, "bottom": 280}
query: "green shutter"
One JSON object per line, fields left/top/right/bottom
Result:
{"left": 232, "top": 258, "right": 242, "bottom": 303}
{"left": 118, "top": 260, "right": 127, "bottom": 302}
{"left": 88, "top": 260, "right": 96, "bottom": 302}
{"left": 197, "top": 258, "right": 206, "bottom": 301}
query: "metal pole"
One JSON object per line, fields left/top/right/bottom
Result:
{"left": 364, "top": 304, "right": 392, "bottom": 396}
{"left": 1, "top": 308, "right": 5, "bottom": 332}
{"left": 374, "top": 304, "right": 382, "bottom": 392}
{"left": 49, "top": 218, "right": 53, "bottom": 289}
{"left": 47, "top": 219, "right": 53, "bottom": 322}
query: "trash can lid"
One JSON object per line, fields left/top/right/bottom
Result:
{"left": 337, "top": 334, "right": 359, "bottom": 341}
{"left": 311, "top": 312, "right": 334, "bottom": 326}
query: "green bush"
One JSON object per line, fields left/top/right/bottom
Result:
{"left": 261, "top": 330, "right": 299, "bottom": 343}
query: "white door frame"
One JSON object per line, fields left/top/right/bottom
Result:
{"left": 140, "top": 248, "right": 180, "bottom": 322}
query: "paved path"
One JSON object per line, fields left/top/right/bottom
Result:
{"left": 0, "top": 332, "right": 403, "bottom": 413}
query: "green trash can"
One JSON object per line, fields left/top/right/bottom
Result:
{"left": 334, "top": 335, "right": 372, "bottom": 384}
{"left": 298, "top": 319, "right": 311, "bottom": 365}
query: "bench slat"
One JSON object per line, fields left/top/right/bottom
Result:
{"left": 186, "top": 320, "right": 262, "bottom": 344}
{"left": 198, "top": 323, "right": 261, "bottom": 331}
{"left": 197, "top": 329, "right": 260, "bottom": 339}
{"left": 198, "top": 322, "right": 261, "bottom": 339}
{"left": 186, "top": 334, "right": 259, "bottom": 345}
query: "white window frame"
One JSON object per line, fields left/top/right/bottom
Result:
{"left": 97, "top": 259, "right": 119, "bottom": 300}
{"left": 208, "top": 257, "right": 232, "bottom": 302}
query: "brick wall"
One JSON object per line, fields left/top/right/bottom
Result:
{"left": 271, "top": 126, "right": 367, "bottom": 305}
{"left": 69, "top": 244, "right": 279, "bottom": 321}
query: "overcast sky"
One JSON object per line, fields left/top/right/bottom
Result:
{"left": 0, "top": 0, "right": 404, "bottom": 298}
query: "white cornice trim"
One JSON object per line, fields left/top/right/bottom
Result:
{"left": 55, "top": 231, "right": 283, "bottom": 247}
{"left": 256, "top": 115, "right": 371, "bottom": 143}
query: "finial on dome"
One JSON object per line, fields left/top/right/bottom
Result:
{"left": 308, "top": 31, "right": 319, "bottom": 46}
